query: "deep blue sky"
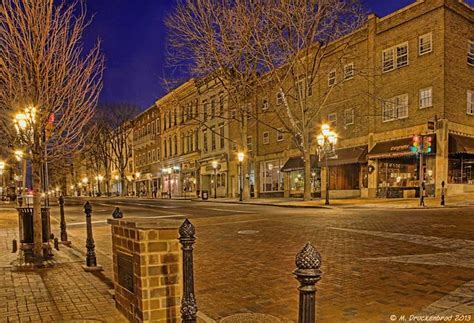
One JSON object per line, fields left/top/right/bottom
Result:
{"left": 82, "top": 0, "right": 471, "bottom": 110}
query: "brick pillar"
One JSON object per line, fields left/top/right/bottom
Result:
{"left": 108, "top": 218, "right": 183, "bottom": 322}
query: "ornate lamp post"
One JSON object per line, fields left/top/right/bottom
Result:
{"left": 212, "top": 160, "right": 218, "bottom": 199}
{"left": 316, "top": 124, "right": 338, "bottom": 206}
{"left": 237, "top": 152, "right": 244, "bottom": 202}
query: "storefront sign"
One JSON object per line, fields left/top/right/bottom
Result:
{"left": 390, "top": 144, "right": 410, "bottom": 152}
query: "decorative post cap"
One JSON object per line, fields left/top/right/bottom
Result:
{"left": 112, "top": 207, "right": 123, "bottom": 219}
{"left": 295, "top": 242, "right": 321, "bottom": 270}
{"left": 84, "top": 201, "right": 92, "bottom": 213}
{"left": 179, "top": 218, "right": 195, "bottom": 238}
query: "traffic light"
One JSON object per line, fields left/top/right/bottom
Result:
{"left": 411, "top": 135, "right": 421, "bottom": 153}
{"left": 423, "top": 136, "right": 432, "bottom": 153}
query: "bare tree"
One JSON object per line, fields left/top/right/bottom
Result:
{"left": 166, "top": 0, "right": 267, "bottom": 200}
{"left": 0, "top": 0, "right": 104, "bottom": 258}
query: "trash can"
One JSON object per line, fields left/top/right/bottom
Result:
{"left": 202, "top": 190, "right": 208, "bottom": 200}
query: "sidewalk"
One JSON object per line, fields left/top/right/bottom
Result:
{"left": 190, "top": 193, "right": 474, "bottom": 209}
{"left": 0, "top": 207, "right": 126, "bottom": 323}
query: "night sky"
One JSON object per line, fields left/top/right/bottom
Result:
{"left": 82, "top": 0, "right": 473, "bottom": 110}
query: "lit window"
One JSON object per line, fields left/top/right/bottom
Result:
{"left": 343, "top": 63, "right": 354, "bottom": 80}
{"left": 419, "top": 87, "right": 433, "bottom": 109}
{"left": 328, "top": 113, "right": 337, "bottom": 127}
{"left": 263, "top": 132, "right": 269, "bottom": 144}
{"left": 276, "top": 129, "right": 284, "bottom": 142}
{"left": 468, "top": 40, "right": 474, "bottom": 66}
{"left": 344, "top": 109, "right": 354, "bottom": 126}
{"left": 328, "top": 70, "right": 336, "bottom": 86}
{"left": 467, "top": 90, "right": 474, "bottom": 115}
{"left": 419, "top": 33, "right": 432, "bottom": 55}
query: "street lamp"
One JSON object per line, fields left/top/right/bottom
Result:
{"left": 212, "top": 160, "right": 218, "bottom": 199}
{"left": 237, "top": 152, "right": 244, "bottom": 202}
{"left": 317, "top": 124, "right": 338, "bottom": 205}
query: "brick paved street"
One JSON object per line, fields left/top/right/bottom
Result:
{"left": 2, "top": 199, "right": 474, "bottom": 322}
{"left": 45, "top": 198, "right": 474, "bottom": 322}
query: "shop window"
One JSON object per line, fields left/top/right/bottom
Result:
{"left": 343, "top": 63, "right": 354, "bottom": 80}
{"left": 418, "top": 33, "right": 432, "bottom": 55}
{"left": 290, "top": 171, "right": 304, "bottom": 191}
{"left": 468, "top": 90, "right": 474, "bottom": 115}
{"left": 263, "top": 132, "right": 270, "bottom": 144}
{"left": 419, "top": 87, "right": 433, "bottom": 109}
{"left": 260, "top": 160, "right": 284, "bottom": 192}
{"left": 328, "top": 70, "right": 336, "bottom": 86}
{"left": 344, "top": 109, "right": 354, "bottom": 126}
{"left": 328, "top": 113, "right": 337, "bottom": 127}
{"left": 468, "top": 40, "right": 474, "bottom": 66}
{"left": 449, "top": 156, "right": 474, "bottom": 184}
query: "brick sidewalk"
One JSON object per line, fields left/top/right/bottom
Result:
{"left": 0, "top": 208, "right": 126, "bottom": 323}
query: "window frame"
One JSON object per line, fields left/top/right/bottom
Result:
{"left": 419, "top": 87, "right": 433, "bottom": 109}
{"left": 344, "top": 108, "right": 355, "bottom": 126}
{"left": 328, "top": 112, "right": 337, "bottom": 128}
{"left": 276, "top": 128, "right": 284, "bottom": 142}
{"left": 418, "top": 33, "right": 433, "bottom": 56}
{"left": 382, "top": 42, "right": 409, "bottom": 73}
{"left": 467, "top": 90, "right": 474, "bottom": 115}
{"left": 468, "top": 40, "right": 474, "bottom": 66}
{"left": 382, "top": 94, "right": 409, "bottom": 122}
{"left": 263, "top": 131, "right": 270, "bottom": 145}
{"left": 328, "top": 70, "right": 336, "bottom": 87}
{"left": 343, "top": 63, "right": 354, "bottom": 80}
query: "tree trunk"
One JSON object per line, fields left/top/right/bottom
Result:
{"left": 240, "top": 115, "right": 250, "bottom": 200}
{"left": 31, "top": 156, "right": 43, "bottom": 259}
{"left": 120, "top": 174, "right": 126, "bottom": 196}
{"left": 303, "top": 150, "right": 312, "bottom": 201}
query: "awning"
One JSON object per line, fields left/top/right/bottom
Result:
{"left": 449, "top": 134, "right": 474, "bottom": 154}
{"left": 368, "top": 135, "right": 436, "bottom": 159}
{"left": 281, "top": 155, "right": 318, "bottom": 172}
{"left": 318, "top": 145, "right": 368, "bottom": 167}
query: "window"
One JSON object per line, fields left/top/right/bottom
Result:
{"left": 344, "top": 108, "right": 354, "bottom": 126}
{"left": 219, "top": 94, "right": 224, "bottom": 116}
{"left": 276, "top": 92, "right": 283, "bottom": 105}
{"left": 247, "top": 136, "right": 253, "bottom": 152}
{"left": 343, "top": 63, "right": 354, "bottom": 80}
{"left": 211, "top": 126, "right": 216, "bottom": 151}
{"left": 296, "top": 77, "right": 313, "bottom": 99}
{"left": 173, "top": 135, "right": 178, "bottom": 155}
{"left": 203, "top": 129, "right": 208, "bottom": 152}
{"left": 211, "top": 97, "right": 216, "bottom": 119}
{"left": 468, "top": 90, "right": 474, "bottom": 115}
{"left": 382, "top": 42, "right": 408, "bottom": 72}
{"left": 203, "top": 100, "right": 208, "bottom": 121}
{"left": 382, "top": 94, "right": 409, "bottom": 122}
{"left": 262, "top": 99, "right": 269, "bottom": 111}
{"left": 263, "top": 131, "right": 269, "bottom": 144}
{"left": 468, "top": 40, "right": 474, "bottom": 66}
{"left": 276, "top": 129, "right": 284, "bottom": 142}
{"left": 419, "top": 87, "right": 433, "bottom": 109}
{"left": 219, "top": 123, "right": 225, "bottom": 148}
{"left": 147, "top": 151, "right": 151, "bottom": 164}
{"left": 156, "top": 119, "right": 160, "bottom": 133}
{"left": 419, "top": 33, "right": 432, "bottom": 55}
{"left": 231, "top": 109, "right": 237, "bottom": 119}
{"left": 328, "top": 113, "right": 337, "bottom": 127}
{"left": 328, "top": 70, "right": 336, "bottom": 86}
{"left": 173, "top": 109, "right": 177, "bottom": 126}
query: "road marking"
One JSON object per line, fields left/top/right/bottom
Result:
{"left": 204, "top": 207, "right": 253, "bottom": 213}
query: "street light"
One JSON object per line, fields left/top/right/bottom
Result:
{"left": 212, "top": 160, "right": 218, "bottom": 199}
{"left": 237, "top": 152, "right": 244, "bottom": 202}
{"left": 316, "top": 124, "right": 338, "bottom": 205}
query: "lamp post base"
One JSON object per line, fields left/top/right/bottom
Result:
{"left": 82, "top": 264, "right": 103, "bottom": 272}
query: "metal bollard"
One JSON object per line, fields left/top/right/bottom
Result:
{"left": 112, "top": 207, "right": 123, "bottom": 219}
{"left": 82, "top": 202, "right": 103, "bottom": 272}
{"left": 59, "top": 195, "right": 70, "bottom": 244}
{"left": 12, "top": 239, "right": 17, "bottom": 253}
{"left": 294, "top": 242, "right": 322, "bottom": 323}
{"left": 179, "top": 219, "right": 198, "bottom": 323}
{"left": 54, "top": 238, "right": 60, "bottom": 251}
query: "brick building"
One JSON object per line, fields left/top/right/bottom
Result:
{"left": 124, "top": 0, "right": 473, "bottom": 200}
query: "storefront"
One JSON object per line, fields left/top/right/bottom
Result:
{"left": 447, "top": 134, "right": 474, "bottom": 194}
{"left": 200, "top": 157, "right": 228, "bottom": 198}
{"left": 259, "top": 159, "right": 284, "bottom": 197}
{"left": 281, "top": 155, "right": 319, "bottom": 197}
{"left": 368, "top": 135, "right": 436, "bottom": 198}
{"left": 319, "top": 145, "right": 368, "bottom": 199}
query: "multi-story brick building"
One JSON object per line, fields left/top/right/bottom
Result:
{"left": 253, "top": 0, "right": 474, "bottom": 199}
{"left": 123, "top": 0, "right": 473, "bottom": 200}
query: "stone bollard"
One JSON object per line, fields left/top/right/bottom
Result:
{"left": 82, "top": 202, "right": 103, "bottom": 272}
{"left": 179, "top": 219, "right": 198, "bottom": 323}
{"left": 294, "top": 242, "right": 322, "bottom": 323}
{"left": 59, "top": 195, "right": 71, "bottom": 246}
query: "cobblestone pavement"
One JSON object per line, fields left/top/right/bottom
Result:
{"left": 51, "top": 198, "right": 474, "bottom": 323}
{"left": 0, "top": 208, "right": 126, "bottom": 323}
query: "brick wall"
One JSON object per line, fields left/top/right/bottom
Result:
{"left": 108, "top": 218, "right": 183, "bottom": 323}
